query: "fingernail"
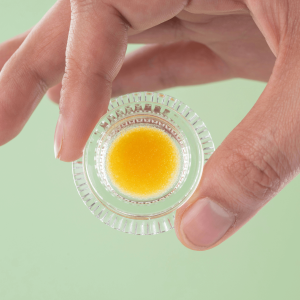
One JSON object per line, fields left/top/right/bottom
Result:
{"left": 180, "top": 198, "right": 235, "bottom": 248}
{"left": 54, "top": 114, "right": 64, "bottom": 159}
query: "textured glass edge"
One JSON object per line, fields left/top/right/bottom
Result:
{"left": 72, "top": 91, "right": 215, "bottom": 235}
{"left": 72, "top": 160, "right": 175, "bottom": 235}
{"left": 94, "top": 113, "right": 190, "bottom": 206}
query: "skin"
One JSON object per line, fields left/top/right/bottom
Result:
{"left": 0, "top": 0, "right": 300, "bottom": 250}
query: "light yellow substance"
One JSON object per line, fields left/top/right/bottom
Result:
{"left": 106, "top": 126, "right": 180, "bottom": 199}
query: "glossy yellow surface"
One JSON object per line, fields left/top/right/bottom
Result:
{"left": 106, "top": 126, "right": 180, "bottom": 199}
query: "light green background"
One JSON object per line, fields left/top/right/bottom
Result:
{"left": 1, "top": 1, "right": 299, "bottom": 299}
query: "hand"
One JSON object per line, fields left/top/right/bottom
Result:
{"left": 0, "top": 0, "right": 299, "bottom": 250}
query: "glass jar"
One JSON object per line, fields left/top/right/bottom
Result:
{"left": 72, "top": 92, "right": 214, "bottom": 235}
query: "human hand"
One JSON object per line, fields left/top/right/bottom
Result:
{"left": 0, "top": 0, "right": 299, "bottom": 250}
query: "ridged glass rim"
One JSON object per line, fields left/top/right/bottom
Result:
{"left": 94, "top": 113, "right": 190, "bottom": 206}
{"left": 72, "top": 92, "right": 215, "bottom": 235}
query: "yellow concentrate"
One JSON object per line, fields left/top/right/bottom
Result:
{"left": 106, "top": 126, "right": 180, "bottom": 199}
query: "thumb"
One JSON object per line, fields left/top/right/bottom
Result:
{"left": 175, "top": 52, "right": 300, "bottom": 251}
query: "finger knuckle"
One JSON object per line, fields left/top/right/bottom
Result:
{"left": 70, "top": 0, "right": 94, "bottom": 9}
{"left": 65, "top": 56, "right": 113, "bottom": 85}
{"left": 0, "top": 64, "right": 47, "bottom": 126}
{"left": 60, "top": 57, "right": 112, "bottom": 113}
{"left": 222, "top": 132, "right": 288, "bottom": 205}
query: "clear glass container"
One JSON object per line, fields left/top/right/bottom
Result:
{"left": 72, "top": 92, "right": 215, "bottom": 235}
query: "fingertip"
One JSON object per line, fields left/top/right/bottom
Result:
{"left": 57, "top": 139, "right": 84, "bottom": 162}
{"left": 175, "top": 196, "right": 236, "bottom": 251}
{"left": 55, "top": 146, "right": 83, "bottom": 162}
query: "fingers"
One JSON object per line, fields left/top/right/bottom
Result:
{"left": 0, "top": 0, "right": 70, "bottom": 146}
{"left": 56, "top": 0, "right": 189, "bottom": 161}
{"left": 0, "top": 30, "right": 30, "bottom": 70}
{"left": 48, "top": 19, "right": 187, "bottom": 103}
{"left": 55, "top": 2, "right": 129, "bottom": 161}
{"left": 47, "top": 41, "right": 232, "bottom": 104}
{"left": 48, "top": 41, "right": 232, "bottom": 103}
{"left": 112, "top": 42, "right": 232, "bottom": 97}
{"left": 175, "top": 52, "right": 300, "bottom": 250}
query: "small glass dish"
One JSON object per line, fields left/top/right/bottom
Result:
{"left": 72, "top": 92, "right": 215, "bottom": 235}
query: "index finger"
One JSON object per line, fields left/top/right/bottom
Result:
{"left": 55, "top": 0, "right": 189, "bottom": 161}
